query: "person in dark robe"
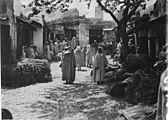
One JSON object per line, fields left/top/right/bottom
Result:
{"left": 62, "top": 47, "right": 76, "bottom": 84}
{"left": 93, "top": 46, "right": 108, "bottom": 84}
{"left": 34, "top": 46, "right": 42, "bottom": 59}
{"left": 54, "top": 41, "right": 59, "bottom": 56}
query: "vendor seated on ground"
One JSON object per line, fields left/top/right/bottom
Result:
{"left": 34, "top": 46, "right": 42, "bottom": 59}
{"left": 23, "top": 45, "right": 43, "bottom": 59}
{"left": 24, "top": 44, "right": 35, "bottom": 59}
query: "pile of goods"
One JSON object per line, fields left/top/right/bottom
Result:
{"left": 116, "top": 104, "right": 156, "bottom": 120}
{"left": 105, "top": 54, "right": 167, "bottom": 105}
{"left": 104, "top": 53, "right": 167, "bottom": 120}
{"left": 106, "top": 67, "right": 161, "bottom": 105}
{"left": 2, "top": 58, "right": 52, "bottom": 87}
{"left": 125, "top": 70, "right": 159, "bottom": 105}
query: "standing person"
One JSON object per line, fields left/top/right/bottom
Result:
{"left": 21, "top": 45, "right": 26, "bottom": 60}
{"left": 156, "top": 68, "right": 168, "bottom": 120}
{"left": 54, "top": 41, "right": 59, "bottom": 56}
{"left": 99, "top": 41, "right": 106, "bottom": 52}
{"left": 58, "top": 40, "right": 63, "bottom": 52}
{"left": 49, "top": 40, "right": 54, "bottom": 57}
{"left": 109, "top": 42, "right": 113, "bottom": 59}
{"left": 62, "top": 47, "right": 76, "bottom": 84}
{"left": 111, "top": 41, "right": 116, "bottom": 58}
{"left": 86, "top": 45, "right": 92, "bottom": 68}
{"left": 92, "top": 40, "right": 98, "bottom": 56}
{"left": 71, "top": 37, "right": 80, "bottom": 50}
{"left": 44, "top": 42, "right": 51, "bottom": 61}
{"left": 75, "top": 37, "right": 80, "bottom": 47}
{"left": 92, "top": 40, "right": 98, "bottom": 63}
{"left": 70, "top": 37, "right": 75, "bottom": 50}
{"left": 74, "top": 46, "right": 83, "bottom": 71}
{"left": 82, "top": 45, "right": 87, "bottom": 66}
{"left": 62, "top": 39, "right": 67, "bottom": 52}
{"left": 93, "top": 47, "right": 108, "bottom": 84}
{"left": 64, "top": 38, "right": 69, "bottom": 46}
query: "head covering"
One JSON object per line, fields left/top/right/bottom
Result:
{"left": 76, "top": 46, "right": 81, "bottom": 50}
{"left": 64, "top": 46, "right": 69, "bottom": 51}
{"left": 86, "top": 44, "right": 89, "bottom": 48}
{"left": 97, "top": 46, "right": 104, "bottom": 53}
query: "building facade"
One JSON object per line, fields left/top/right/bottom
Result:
{"left": 48, "top": 7, "right": 116, "bottom": 47}
{"left": 0, "top": 0, "right": 17, "bottom": 65}
{"left": 103, "top": 28, "right": 117, "bottom": 44}
{"left": 0, "top": 0, "right": 44, "bottom": 65}
{"left": 130, "top": 0, "right": 167, "bottom": 61}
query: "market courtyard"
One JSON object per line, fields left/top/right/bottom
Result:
{"left": 1, "top": 57, "right": 128, "bottom": 120}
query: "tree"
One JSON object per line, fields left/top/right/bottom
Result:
{"left": 96, "top": 0, "right": 148, "bottom": 62}
{"left": 24, "top": 0, "right": 149, "bottom": 60}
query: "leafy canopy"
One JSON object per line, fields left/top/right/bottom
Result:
{"left": 24, "top": 0, "right": 149, "bottom": 23}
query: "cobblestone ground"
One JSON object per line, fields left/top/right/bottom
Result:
{"left": 2, "top": 57, "right": 127, "bottom": 120}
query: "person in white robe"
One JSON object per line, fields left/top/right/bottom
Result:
{"left": 74, "top": 46, "right": 83, "bottom": 71}
{"left": 93, "top": 46, "right": 108, "bottom": 84}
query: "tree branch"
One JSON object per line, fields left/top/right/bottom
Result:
{"left": 115, "top": 0, "right": 126, "bottom": 4}
{"left": 126, "top": 0, "right": 143, "bottom": 21}
{"left": 97, "top": 0, "right": 120, "bottom": 25}
{"left": 122, "top": 0, "right": 130, "bottom": 19}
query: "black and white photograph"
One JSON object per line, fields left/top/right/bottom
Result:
{"left": 1, "top": 0, "right": 168, "bottom": 119}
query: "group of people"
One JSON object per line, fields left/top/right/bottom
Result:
{"left": 43, "top": 37, "right": 80, "bottom": 61}
{"left": 24, "top": 37, "right": 122, "bottom": 85}
{"left": 61, "top": 41, "right": 108, "bottom": 84}
{"left": 43, "top": 40, "right": 59, "bottom": 61}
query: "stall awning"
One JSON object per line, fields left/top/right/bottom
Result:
{"left": 103, "top": 28, "right": 116, "bottom": 31}
{"left": 128, "top": 14, "right": 167, "bottom": 34}
{"left": 88, "top": 25, "right": 104, "bottom": 30}
{"left": 16, "top": 16, "right": 37, "bottom": 31}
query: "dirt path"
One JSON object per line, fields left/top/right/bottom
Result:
{"left": 2, "top": 59, "right": 126, "bottom": 120}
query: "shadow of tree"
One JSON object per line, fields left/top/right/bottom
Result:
{"left": 28, "top": 82, "right": 126, "bottom": 120}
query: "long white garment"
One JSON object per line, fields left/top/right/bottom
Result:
{"left": 54, "top": 42, "right": 59, "bottom": 55}
{"left": 156, "top": 68, "right": 168, "bottom": 120}
{"left": 93, "top": 52, "right": 108, "bottom": 82}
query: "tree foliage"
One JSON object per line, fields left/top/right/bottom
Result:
{"left": 24, "top": 0, "right": 149, "bottom": 23}
{"left": 96, "top": 0, "right": 149, "bottom": 24}
{"left": 23, "top": 0, "right": 91, "bottom": 17}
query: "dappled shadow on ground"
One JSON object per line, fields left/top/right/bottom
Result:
{"left": 28, "top": 82, "right": 126, "bottom": 120}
